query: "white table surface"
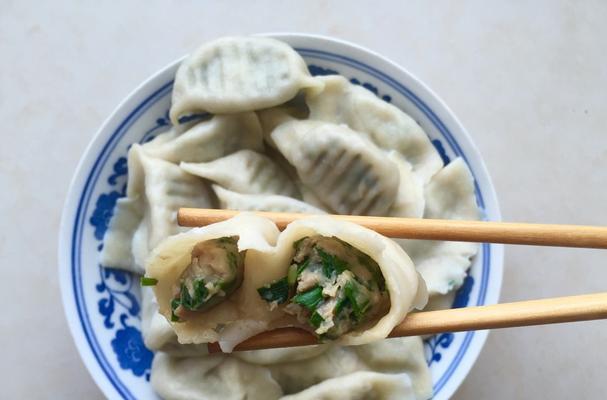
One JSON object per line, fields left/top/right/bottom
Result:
{"left": 2, "top": 1, "right": 606, "bottom": 398}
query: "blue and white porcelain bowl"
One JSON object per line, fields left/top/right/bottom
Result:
{"left": 58, "top": 33, "right": 503, "bottom": 399}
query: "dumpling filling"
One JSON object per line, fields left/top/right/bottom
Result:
{"left": 171, "top": 236, "right": 244, "bottom": 321}
{"left": 257, "top": 236, "right": 388, "bottom": 339}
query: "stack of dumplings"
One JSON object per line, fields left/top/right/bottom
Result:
{"left": 101, "top": 36, "right": 481, "bottom": 400}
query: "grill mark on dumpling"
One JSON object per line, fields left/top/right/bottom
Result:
{"left": 358, "top": 191, "right": 382, "bottom": 215}
{"left": 305, "top": 149, "right": 326, "bottom": 172}
{"left": 356, "top": 173, "right": 387, "bottom": 215}
{"left": 322, "top": 148, "right": 350, "bottom": 189}
{"left": 352, "top": 168, "right": 382, "bottom": 215}
{"left": 334, "top": 155, "right": 370, "bottom": 205}
{"left": 302, "top": 149, "right": 331, "bottom": 185}
{"left": 337, "top": 162, "right": 372, "bottom": 214}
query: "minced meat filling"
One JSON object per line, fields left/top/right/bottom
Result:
{"left": 171, "top": 236, "right": 244, "bottom": 321}
{"left": 257, "top": 236, "right": 388, "bottom": 339}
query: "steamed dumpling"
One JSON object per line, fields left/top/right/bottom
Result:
{"left": 387, "top": 151, "right": 425, "bottom": 218}
{"left": 306, "top": 75, "right": 443, "bottom": 182}
{"left": 255, "top": 216, "right": 428, "bottom": 346}
{"left": 181, "top": 150, "right": 299, "bottom": 197}
{"left": 400, "top": 158, "right": 480, "bottom": 295}
{"left": 140, "top": 286, "right": 209, "bottom": 356}
{"left": 151, "top": 353, "right": 283, "bottom": 400}
{"left": 132, "top": 146, "right": 213, "bottom": 260}
{"left": 281, "top": 372, "right": 416, "bottom": 400}
{"left": 99, "top": 197, "right": 143, "bottom": 270}
{"left": 271, "top": 120, "right": 400, "bottom": 216}
{"left": 170, "top": 36, "right": 323, "bottom": 122}
{"left": 143, "top": 113, "right": 264, "bottom": 164}
{"left": 213, "top": 185, "right": 326, "bottom": 214}
{"left": 100, "top": 144, "right": 212, "bottom": 273}
{"left": 146, "top": 214, "right": 283, "bottom": 350}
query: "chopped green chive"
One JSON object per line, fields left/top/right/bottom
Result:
{"left": 296, "top": 258, "right": 310, "bottom": 276}
{"left": 287, "top": 264, "right": 298, "bottom": 286}
{"left": 292, "top": 286, "right": 324, "bottom": 311}
{"left": 257, "top": 277, "right": 289, "bottom": 304}
{"left": 344, "top": 279, "right": 371, "bottom": 321}
{"left": 309, "top": 311, "right": 325, "bottom": 328}
{"left": 316, "top": 248, "right": 347, "bottom": 278}
{"left": 170, "top": 299, "right": 181, "bottom": 322}
{"left": 140, "top": 276, "right": 158, "bottom": 286}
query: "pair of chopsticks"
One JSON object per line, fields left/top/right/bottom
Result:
{"left": 178, "top": 208, "right": 607, "bottom": 353}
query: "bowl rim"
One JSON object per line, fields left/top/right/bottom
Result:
{"left": 58, "top": 32, "right": 503, "bottom": 400}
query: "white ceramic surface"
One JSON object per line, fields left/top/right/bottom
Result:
{"left": 57, "top": 34, "right": 502, "bottom": 399}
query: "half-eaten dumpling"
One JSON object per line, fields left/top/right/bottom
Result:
{"left": 255, "top": 217, "right": 427, "bottom": 345}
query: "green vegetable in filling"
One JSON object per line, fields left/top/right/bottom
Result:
{"left": 257, "top": 277, "right": 290, "bottom": 304}
{"left": 170, "top": 236, "right": 244, "bottom": 322}
{"left": 256, "top": 235, "right": 388, "bottom": 339}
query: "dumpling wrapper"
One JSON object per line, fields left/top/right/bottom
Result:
{"left": 256, "top": 216, "right": 428, "bottom": 346}
{"left": 100, "top": 144, "right": 212, "bottom": 273}
{"left": 146, "top": 214, "right": 283, "bottom": 351}
{"left": 140, "top": 286, "right": 209, "bottom": 356}
{"left": 236, "top": 338, "right": 430, "bottom": 398}
{"left": 152, "top": 337, "right": 430, "bottom": 400}
{"left": 306, "top": 75, "right": 443, "bottom": 183}
{"left": 400, "top": 158, "right": 480, "bottom": 295}
{"left": 181, "top": 149, "right": 299, "bottom": 197}
{"left": 99, "top": 196, "right": 142, "bottom": 270}
{"left": 147, "top": 215, "right": 426, "bottom": 350}
{"left": 170, "top": 36, "right": 323, "bottom": 122}
{"left": 271, "top": 120, "right": 400, "bottom": 216}
{"left": 386, "top": 150, "right": 425, "bottom": 218}
{"left": 280, "top": 371, "right": 416, "bottom": 400}
{"left": 212, "top": 185, "right": 326, "bottom": 214}
{"left": 151, "top": 353, "right": 283, "bottom": 400}
{"left": 143, "top": 113, "right": 264, "bottom": 164}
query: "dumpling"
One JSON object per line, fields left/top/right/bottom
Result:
{"left": 140, "top": 286, "right": 209, "bottom": 356}
{"left": 386, "top": 151, "right": 425, "bottom": 219}
{"left": 233, "top": 345, "right": 329, "bottom": 366}
{"left": 143, "top": 113, "right": 264, "bottom": 163}
{"left": 213, "top": 185, "right": 326, "bottom": 214}
{"left": 239, "top": 339, "right": 430, "bottom": 399}
{"left": 400, "top": 158, "right": 480, "bottom": 295}
{"left": 181, "top": 149, "right": 299, "bottom": 197}
{"left": 306, "top": 75, "right": 443, "bottom": 182}
{"left": 170, "top": 36, "right": 323, "bottom": 122}
{"left": 255, "top": 216, "right": 427, "bottom": 346}
{"left": 151, "top": 353, "right": 283, "bottom": 400}
{"left": 100, "top": 145, "right": 213, "bottom": 273}
{"left": 135, "top": 146, "right": 213, "bottom": 256}
{"left": 271, "top": 120, "right": 400, "bottom": 216}
{"left": 351, "top": 337, "right": 432, "bottom": 399}
{"left": 281, "top": 371, "right": 416, "bottom": 400}
{"left": 145, "top": 214, "right": 282, "bottom": 351}
{"left": 99, "top": 197, "right": 143, "bottom": 269}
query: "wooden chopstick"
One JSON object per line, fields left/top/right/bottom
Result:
{"left": 207, "top": 292, "right": 607, "bottom": 353}
{"left": 178, "top": 208, "right": 607, "bottom": 249}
